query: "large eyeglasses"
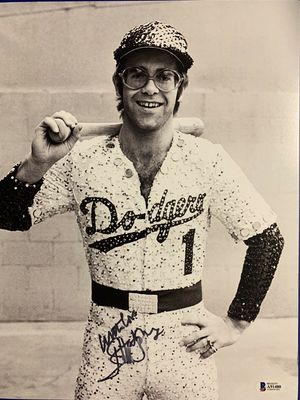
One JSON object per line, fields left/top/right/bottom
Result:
{"left": 119, "top": 67, "right": 183, "bottom": 92}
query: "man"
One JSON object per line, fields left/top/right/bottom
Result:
{"left": 0, "top": 21, "right": 284, "bottom": 399}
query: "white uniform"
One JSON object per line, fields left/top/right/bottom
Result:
{"left": 29, "top": 131, "right": 276, "bottom": 400}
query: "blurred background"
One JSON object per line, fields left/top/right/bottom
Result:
{"left": 0, "top": 1, "right": 298, "bottom": 399}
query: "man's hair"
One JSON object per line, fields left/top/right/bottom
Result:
{"left": 112, "top": 60, "right": 189, "bottom": 117}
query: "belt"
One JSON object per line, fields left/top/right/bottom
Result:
{"left": 91, "top": 280, "right": 202, "bottom": 314}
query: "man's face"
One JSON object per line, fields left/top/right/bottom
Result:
{"left": 120, "top": 49, "right": 181, "bottom": 132}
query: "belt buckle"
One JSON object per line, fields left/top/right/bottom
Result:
{"left": 129, "top": 292, "right": 158, "bottom": 314}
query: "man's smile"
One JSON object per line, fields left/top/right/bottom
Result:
{"left": 136, "top": 101, "right": 163, "bottom": 109}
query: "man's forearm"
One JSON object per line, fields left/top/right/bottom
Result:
{"left": 16, "top": 155, "right": 52, "bottom": 184}
{"left": 227, "top": 223, "right": 284, "bottom": 322}
{"left": 0, "top": 163, "right": 43, "bottom": 231}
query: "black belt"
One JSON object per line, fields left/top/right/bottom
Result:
{"left": 91, "top": 280, "right": 202, "bottom": 313}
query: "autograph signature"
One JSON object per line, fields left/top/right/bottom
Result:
{"left": 98, "top": 310, "right": 165, "bottom": 381}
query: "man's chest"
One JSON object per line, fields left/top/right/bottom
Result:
{"left": 71, "top": 133, "right": 216, "bottom": 238}
{"left": 133, "top": 157, "right": 166, "bottom": 202}
{"left": 70, "top": 137, "right": 215, "bottom": 291}
{"left": 73, "top": 152, "right": 211, "bottom": 249}
{"left": 72, "top": 159, "right": 211, "bottom": 290}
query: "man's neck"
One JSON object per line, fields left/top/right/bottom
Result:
{"left": 119, "top": 117, "right": 174, "bottom": 164}
{"left": 118, "top": 117, "right": 175, "bottom": 203}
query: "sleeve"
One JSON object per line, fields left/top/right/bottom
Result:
{"left": 209, "top": 145, "right": 277, "bottom": 241}
{"left": 0, "top": 164, "right": 43, "bottom": 231}
{"left": 29, "top": 153, "right": 75, "bottom": 225}
{"left": 227, "top": 223, "right": 284, "bottom": 322}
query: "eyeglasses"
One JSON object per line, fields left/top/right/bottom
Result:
{"left": 119, "top": 67, "right": 183, "bottom": 92}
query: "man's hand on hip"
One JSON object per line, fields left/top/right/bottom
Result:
{"left": 179, "top": 311, "right": 250, "bottom": 359}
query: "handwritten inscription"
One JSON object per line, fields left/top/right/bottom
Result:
{"left": 98, "top": 311, "right": 164, "bottom": 381}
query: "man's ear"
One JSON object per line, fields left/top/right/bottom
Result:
{"left": 112, "top": 72, "right": 121, "bottom": 96}
{"left": 176, "top": 86, "right": 185, "bottom": 104}
{"left": 177, "top": 74, "right": 188, "bottom": 103}
{"left": 177, "top": 91, "right": 184, "bottom": 103}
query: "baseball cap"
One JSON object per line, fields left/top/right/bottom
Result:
{"left": 114, "top": 21, "right": 194, "bottom": 71}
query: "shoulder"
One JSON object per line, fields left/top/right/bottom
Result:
{"left": 176, "top": 131, "right": 224, "bottom": 161}
{"left": 70, "top": 135, "right": 115, "bottom": 161}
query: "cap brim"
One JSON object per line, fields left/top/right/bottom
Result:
{"left": 117, "top": 46, "right": 185, "bottom": 69}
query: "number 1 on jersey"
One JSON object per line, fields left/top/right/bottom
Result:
{"left": 182, "top": 228, "right": 195, "bottom": 275}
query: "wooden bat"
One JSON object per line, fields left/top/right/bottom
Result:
{"left": 48, "top": 117, "right": 204, "bottom": 143}
{"left": 80, "top": 118, "right": 204, "bottom": 139}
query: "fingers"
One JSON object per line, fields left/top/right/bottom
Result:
{"left": 41, "top": 117, "right": 60, "bottom": 133}
{"left": 181, "top": 313, "right": 210, "bottom": 328}
{"left": 36, "top": 111, "right": 80, "bottom": 144}
{"left": 53, "top": 118, "right": 72, "bottom": 142}
{"left": 179, "top": 327, "right": 211, "bottom": 347}
{"left": 52, "top": 110, "right": 78, "bottom": 129}
{"left": 199, "top": 340, "right": 219, "bottom": 359}
{"left": 189, "top": 336, "right": 217, "bottom": 354}
{"left": 179, "top": 332, "right": 219, "bottom": 358}
{"left": 72, "top": 123, "right": 83, "bottom": 137}
{"left": 180, "top": 312, "right": 224, "bottom": 358}
{"left": 179, "top": 331, "right": 213, "bottom": 353}
{"left": 31, "top": 111, "right": 81, "bottom": 166}
{"left": 51, "top": 111, "right": 78, "bottom": 143}
{"left": 64, "top": 124, "right": 83, "bottom": 148}
{"left": 184, "top": 338, "right": 209, "bottom": 353}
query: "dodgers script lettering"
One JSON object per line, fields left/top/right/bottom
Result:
{"left": 80, "top": 189, "right": 206, "bottom": 252}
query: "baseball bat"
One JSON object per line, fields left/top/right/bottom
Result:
{"left": 80, "top": 117, "right": 204, "bottom": 139}
{"left": 48, "top": 117, "right": 204, "bottom": 143}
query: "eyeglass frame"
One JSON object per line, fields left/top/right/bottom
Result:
{"left": 118, "top": 67, "right": 184, "bottom": 92}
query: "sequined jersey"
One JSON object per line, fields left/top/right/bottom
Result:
{"left": 0, "top": 131, "right": 283, "bottom": 322}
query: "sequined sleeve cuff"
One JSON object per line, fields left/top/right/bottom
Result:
{"left": 227, "top": 223, "right": 284, "bottom": 322}
{"left": 0, "top": 163, "right": 43, "bottom": 231}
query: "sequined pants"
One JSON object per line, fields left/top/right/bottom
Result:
{"left": 75, "top": 301, "right": 218, "bottom": 400}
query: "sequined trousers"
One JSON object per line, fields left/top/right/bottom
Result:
{"left": 75, "top": 301, "right": 218, "bottom": 400}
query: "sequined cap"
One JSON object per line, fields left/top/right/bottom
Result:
{"left": 114, "top": 21, "right": 194, "bottom": 71}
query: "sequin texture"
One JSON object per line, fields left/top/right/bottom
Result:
{"left": 114, "top": 21, "right": 194, "bottom": 70}
{"left": 0, "top": 131, "right": 282, "bottom": 399}
{"left": 228, "top": 223, "right": 284, "bottom": 322}
{"left": 75, "top": 302, "right": 218, "bottom": 400}
{"left": 0, "top": 163, "right": 43, "bottom": 230}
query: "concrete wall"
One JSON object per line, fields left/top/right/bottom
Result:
{"left": 0, "top": 1, "right": 298, "bottom": 321}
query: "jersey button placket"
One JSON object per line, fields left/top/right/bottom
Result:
{"left": 143, "top": 171, "right": 165, "bottom": 292}
{"left": 143, "top": 202, "right": 153, "bottom": 291}
{"left": 122, "top": 163, "right": 148, "bottom": 291}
